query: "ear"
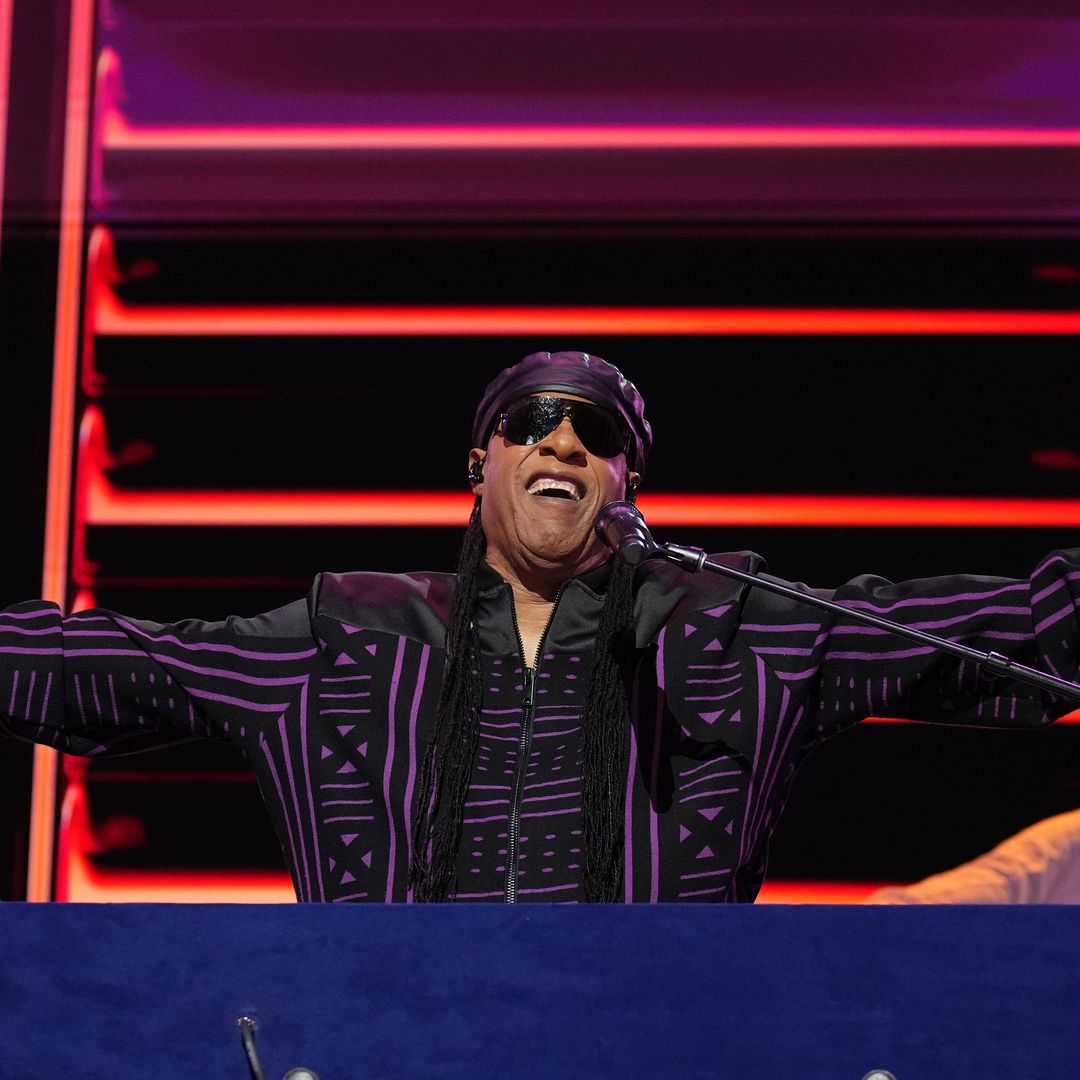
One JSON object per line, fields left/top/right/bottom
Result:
{"left": 467, "top": 448, "right": 487, "bottom": 492}
{"left": 625, "top": 470, "right": 641, "bottom": 503}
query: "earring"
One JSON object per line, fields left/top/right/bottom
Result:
{"left": 625, "top": 475, "right": 639, "bottom": 503}
{"left": 468, "top": 459, "right": 485, "bottom": 487}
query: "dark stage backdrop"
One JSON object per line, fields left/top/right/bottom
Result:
{"left": 1, "top": 0, "right": 1079, "bottom": 900}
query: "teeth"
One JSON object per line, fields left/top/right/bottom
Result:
{"left": 527, "top": 477, "right": 581, "bottom": 501}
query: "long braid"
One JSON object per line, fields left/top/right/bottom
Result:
{"left": 409, "top": 499, "right": 486, "bottom": 901}
{"left": 410, "top": 499, "right": 638, "bottom": 903}
{"left": 580, "top": 554, "right": 637, "bottom": 902}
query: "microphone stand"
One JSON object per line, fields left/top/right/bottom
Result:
{"left": 237, "top": 1016, "right": 322, "bottom": 1080}
{"left": 597, "top": 502, "right": 1080, "bottom": 705}
{"left": 237, "top": 1017, "right": 268, "bottom": 1080}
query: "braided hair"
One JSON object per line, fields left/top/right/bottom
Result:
{"left": 409, "top": 499, "right": 487, "bottom": 902}
{"left": 409, "top": 499, "right": 638, "bottom": 903}
{"left": 579, "top": 551, "right": 636, "bottom": 902}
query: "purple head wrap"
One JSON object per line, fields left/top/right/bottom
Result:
{"left": 471, "top": 351, "right": 652, "bottom": 470}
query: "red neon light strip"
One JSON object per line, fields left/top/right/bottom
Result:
{"left": 84, "top": 236, "right": 1080, "bottom": 339}
{"left": 0, "top": 0, "right": 15, "bottom": 256}
{"left": 55, "top": 779, "right": 295, "bottom": 902}
{"left": 84, "top": 482, "right": 1080, "bottom": 531}
{"left": 62, "top": 862, "right": 297, "bottom": 903}
{"left": 65, "top": 870, "right": 877, "bottom": 904}
{"left": 754, "top": 881, "right": 887, "bottom": 904}
{"left": 638, "top": 494, "right": 1080, "bottom": 528}
{"left": 91, "top": 291, "right": 1080, "bottom": 338}
{"left": 102, "top": 109, "right": 1080, "bottom": 152}
{"left": 62, "top": 861, "right": 296, "bottom": 903}
{"left": 73, "top": 409, "right": 1080, "bottom": 726}
{"left": 30, "top": 0, "right": 96, "bottom": 905}
{"left": 78, "top": 401, "right": 1080, "bottom": 528}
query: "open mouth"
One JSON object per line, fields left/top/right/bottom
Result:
{"left": 526, "top": 477, "right": 583, "bottom": 502}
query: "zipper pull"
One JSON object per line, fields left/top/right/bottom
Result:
{"left": 522, "top": 667, "right": 535, "bottom": 708}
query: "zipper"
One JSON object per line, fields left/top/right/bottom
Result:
{"left": 504, "top": 667, "right": 535, "bottom": 904}
{"left": 504, "top": 583, "right": 566, "bottom": 903}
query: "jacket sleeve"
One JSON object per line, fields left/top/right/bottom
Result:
{"left": 740, "top": 549, "right": 1080, "bottom": 739}
{"left": 0, "top": 596, "right": 317, "bottom": 756}
{"left": 865, "top": 808, "right": 1080, "bottom": 904}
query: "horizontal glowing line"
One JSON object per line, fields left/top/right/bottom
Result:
{"left": 67, "top": 874, "right": 870, "bottom": 903}
{"left": 55, "top": 774, "right": 295, "bottom": 902}
{"left": 754, "top": 881, "right": 886, "bottom": 904}
{"left": 869, "top": 711, "right": 1079, "bottom": 725}
{"left": 103, "top": 112, "right": 1080, "bottom": 152}
{"left": 92, "top": 293, "right": 1080, "bottom": 338}
{"left": 83, "top": 478, "right": 1080, "bottom": 528}
{"left": 642, "top": 495, "right": 1080, "bottom": 528}
{"left": 63, "top": 858, "right": 296, "bottom": 903}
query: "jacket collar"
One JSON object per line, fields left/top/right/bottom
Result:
{"left": 476, "top": 559, "right": 612, "bottom": 657}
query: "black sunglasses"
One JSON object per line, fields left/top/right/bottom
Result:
{"left": 496, "top": 396, "right": 630, "bottom": 460}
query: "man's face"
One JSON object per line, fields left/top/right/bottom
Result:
{"left": 469, "top": 393, "right": 639, "bottom": 585}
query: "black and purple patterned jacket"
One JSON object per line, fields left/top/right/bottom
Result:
{"left": 3, "top": 551, "right": 1079, "bottom": 903}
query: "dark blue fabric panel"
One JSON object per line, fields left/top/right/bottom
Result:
{"left": 0, "top": 904, "right": 1076, "bottom": 1080}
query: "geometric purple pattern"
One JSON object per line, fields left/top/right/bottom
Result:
{"left": 2, "top": 548, "right": 1079, "bottom": 902}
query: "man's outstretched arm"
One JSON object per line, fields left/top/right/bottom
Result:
{"left": 0, "top": 597, "right": 316, "bottom": 756}
{"left": 867, "top": 808, "right": 1080, "bottom": 904}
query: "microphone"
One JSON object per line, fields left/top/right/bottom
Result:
{"left": 595, "top": 501, "right": 658, "bottom": 566}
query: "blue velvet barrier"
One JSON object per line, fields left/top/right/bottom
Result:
{"left": 0, "top": 904, "right": 1077, "bottom": 1079}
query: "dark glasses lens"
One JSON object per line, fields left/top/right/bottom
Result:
{"left": 499, "top": 396, "right": 628, "bottom": 458}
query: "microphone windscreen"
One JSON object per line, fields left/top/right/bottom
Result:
{"left": 595, "top": 501, "right": 655, "bottom": 565}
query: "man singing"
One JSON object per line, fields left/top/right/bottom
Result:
{"left": 2, "top": 350, "right": 1078, "bottom": 903}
